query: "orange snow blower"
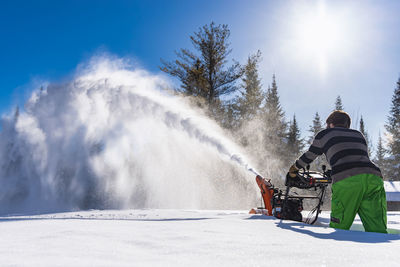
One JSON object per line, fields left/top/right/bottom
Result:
{"left": 250, "top": 165, "right": 332, "bottom": 224}
{"left": 249, "top": 175, "right": 274, "bottom": 216}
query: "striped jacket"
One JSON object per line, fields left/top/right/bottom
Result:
{"left": 295, "top": 127, "right": 382, "bottom": 183}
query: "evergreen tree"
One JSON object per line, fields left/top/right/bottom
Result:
{"left": 263, "top": 75, "right": 287, "bottom": 160}
{"left": 308, "top": 112, "right": 323, "bottom": 145}
{"left": 307, "top": 112, "right": 328, "bottom": 171}
{"left": 265, "top": 75, "right": 283, "bottom": 114}
{"left": 237, "top": 50, "right": 263, "bottom": 122}
{"left": 287, "top": 114, "right": 304, "bottom": 162}
{"left": 218, "top": 100, "right": 239, "bottom": 130}
{"left": 185, "top": 59, "right": 208, "bottom": 98}
{"left": 385, "top": 77, "right": 400, "bottom": 180}
{"left": 160, "top": 22, "right": 243, "bottom": 106}
{"left": 375, "top": 131, "right": 389, "bottom": 180}
{"left": 359, "top": 115, "right": 372, "bottom": 156}
{"left": 334, "top": 95, "right": 344, "bottom": 110}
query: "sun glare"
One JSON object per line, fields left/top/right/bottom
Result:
{"left": 291, "top": 1, "right": 347, "bottom": 75}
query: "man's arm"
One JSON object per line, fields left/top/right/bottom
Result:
{"left": 295, "top": 137, "right": 324, "bottom": 169}
{"left": 289, "top": 131, "right": 325, "bottom": 176}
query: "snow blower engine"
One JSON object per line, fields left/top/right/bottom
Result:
{"left": 249, "top": 165, "right": 332, "bottom": 224}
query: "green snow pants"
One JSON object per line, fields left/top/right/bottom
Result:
{"left": 329, "top": 173, "right": 387, "bottom": 233}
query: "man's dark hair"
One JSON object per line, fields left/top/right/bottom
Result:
{"left": 326, "top": 110, "right": 351, "bottom": 128}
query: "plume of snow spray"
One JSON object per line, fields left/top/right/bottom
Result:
{"left": 230, "top": 154, "right": 259, "bottom": 176}
{"left": 0, "top": 57, "right": 259, "bottom": 214}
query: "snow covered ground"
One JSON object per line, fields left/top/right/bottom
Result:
{"left": 0, "top": 209, "right": 399, "bottom": 266}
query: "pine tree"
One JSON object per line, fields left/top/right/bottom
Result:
{"left": 287, "top": 114, "right": 304, "bottom": 162}
{"left": 307, "top": 112, "right": 328, "bottom": 171}
{"left": 359, "top": 115, "right": 372, "bottom": 156}
{"left": 375, "top": 131, "right": 388, "bottom": 180}
{"left": 308, "top": 112, "right": 323, "bottom": 145}
{"left": 334, "top": 95, "right": 344, "bottom": 110}
{"left": 385, "top": 77, "right": 400, "bottom": 180}
{"left": 218, "top": 100, "right": 239, "bottom": 130}
{"left": 185, "top": 59, "right": 208, "bottom": 98}
{"left": 237, "top": 50, "right": 263, "bottom": 122}
{"left": 263, "top": 75, "right": 287, "bottom": 160}
{"left": 160, "top": 22, "right": 243, "bottom": 106}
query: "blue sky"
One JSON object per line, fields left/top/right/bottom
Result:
{"left": 1, "top": 0, "right": 400, "bottom": 146}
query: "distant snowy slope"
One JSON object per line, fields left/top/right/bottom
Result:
{"left": 0, "top": 210, "right": 399, "bottom": 266}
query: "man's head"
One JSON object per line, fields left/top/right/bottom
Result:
{"left": 326, "top": 110, "right": 351, "bottom": 129}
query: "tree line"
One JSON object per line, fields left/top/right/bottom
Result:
{"left": 160, "top": 22, "right": 400, "bottom": 181}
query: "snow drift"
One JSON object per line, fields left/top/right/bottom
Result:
{"left": 0, "top": 57, "right": 258, "bottom": 214}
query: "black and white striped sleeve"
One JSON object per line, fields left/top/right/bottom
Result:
{"left": 295, "top": 132, "right": 324, "bottom": 169}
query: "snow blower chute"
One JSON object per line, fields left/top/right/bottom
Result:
{"left": 250, "top": 165, "right": 332, "bottom": 224}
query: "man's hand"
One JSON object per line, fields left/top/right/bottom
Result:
{"left": 288, "top": 164, "right": 299, "bottom": 178}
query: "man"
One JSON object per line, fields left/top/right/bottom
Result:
{"left": 289, "top": 110, "right": 387, "bottom": 233}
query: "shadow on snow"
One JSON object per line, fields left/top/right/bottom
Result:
{"left": 247, "top": 214, "right": 400, "bottom": 243}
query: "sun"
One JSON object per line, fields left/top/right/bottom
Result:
{"left": 291, "top": 1, "right": 347, "bottom": 75}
